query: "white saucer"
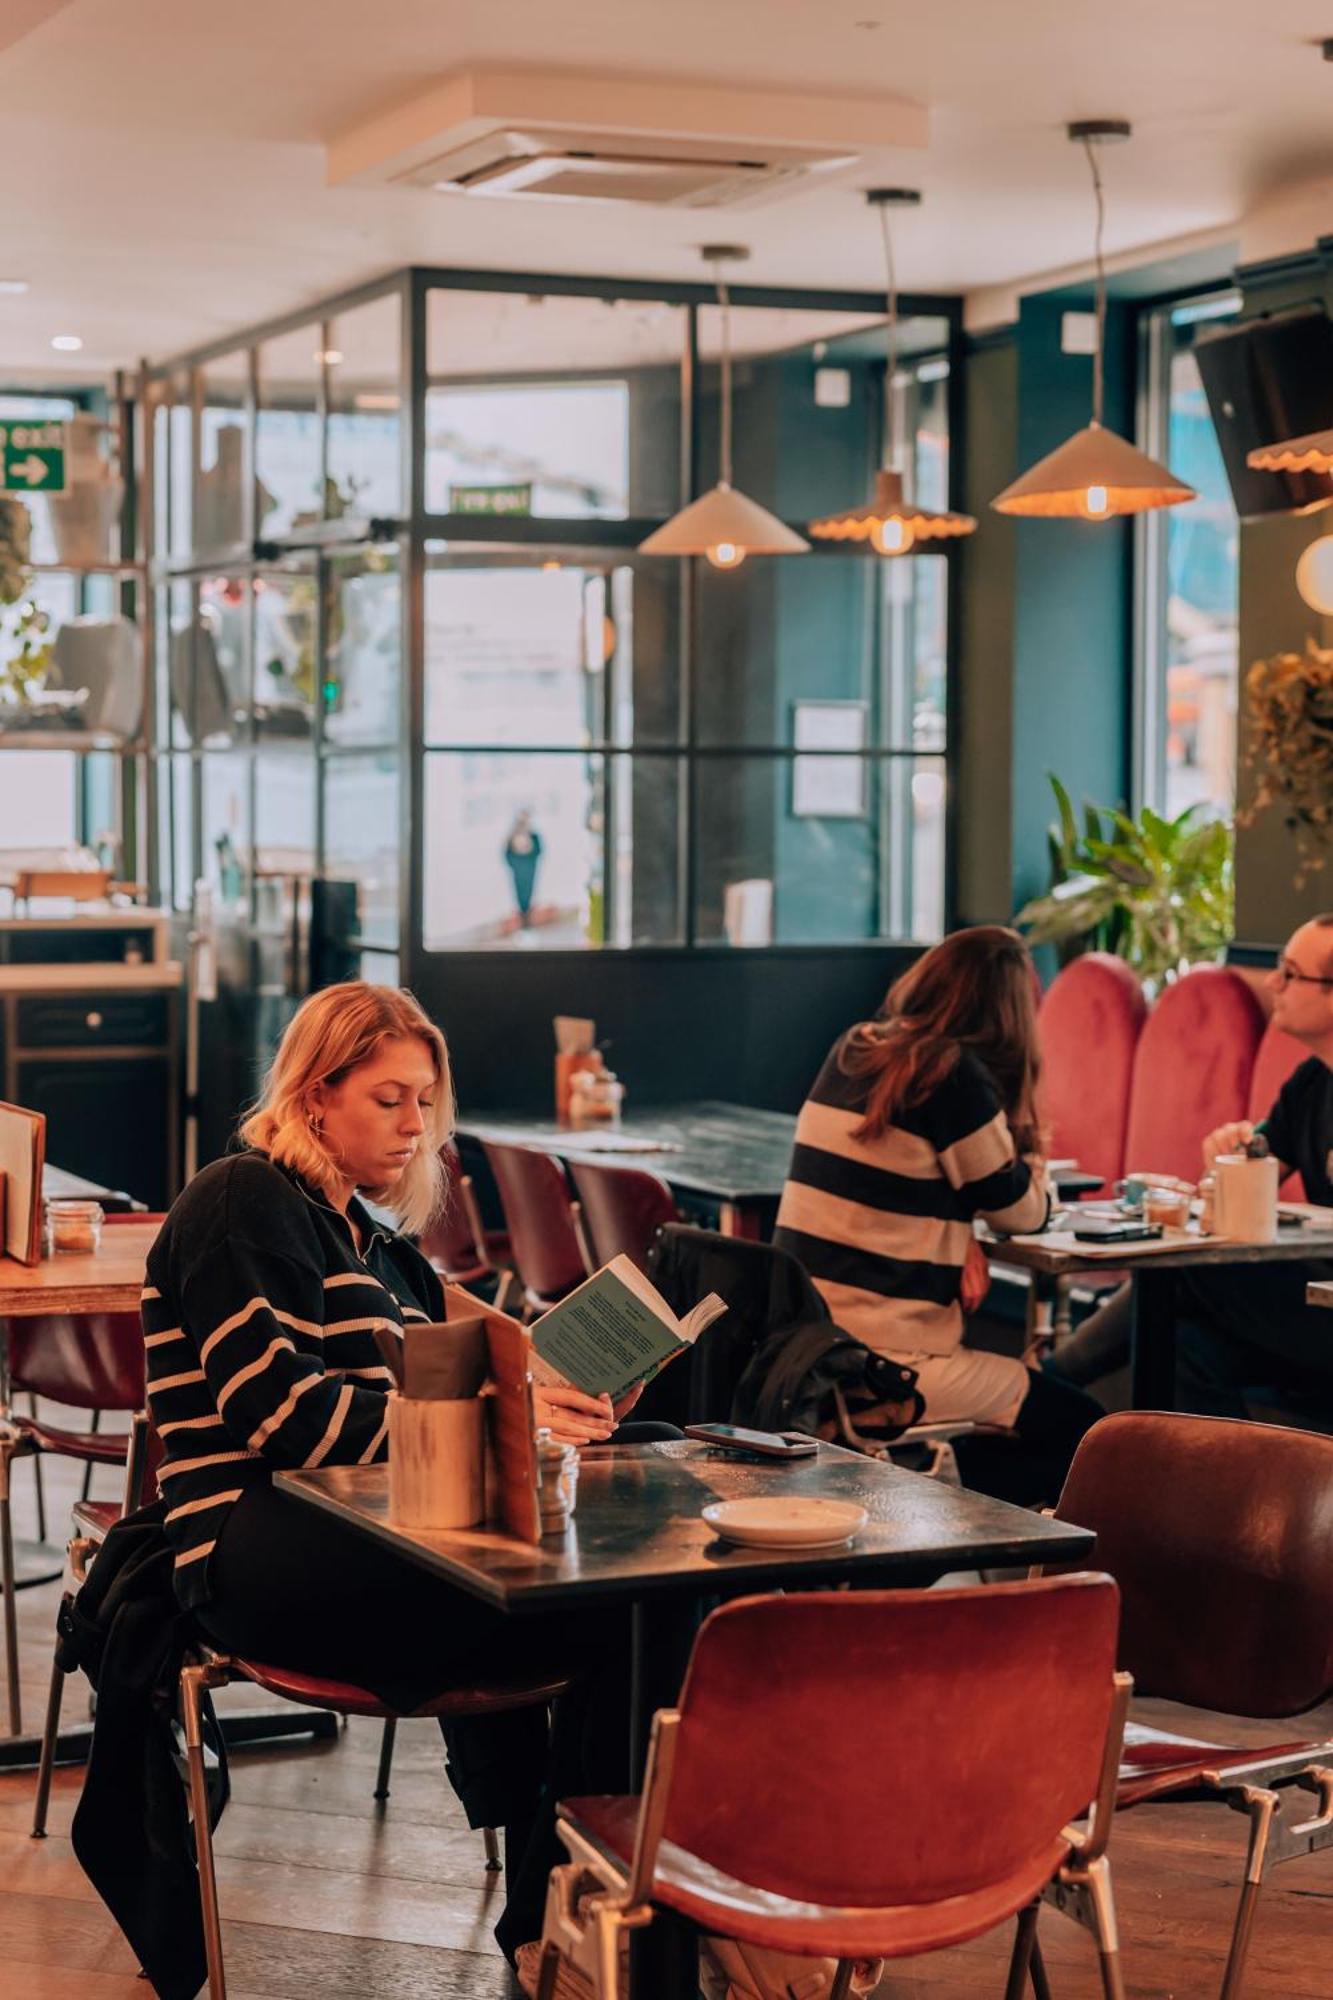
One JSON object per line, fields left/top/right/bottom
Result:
{"left": 701, "top": 1497, "right": 869, "bottom": 1549}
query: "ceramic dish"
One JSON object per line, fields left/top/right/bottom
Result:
{"left": 701, "top": 1497, "right": 868, "bottom": 1549}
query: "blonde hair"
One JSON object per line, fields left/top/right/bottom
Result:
{"left": 239, "top": 982, "right": 455, "bottom": 1236}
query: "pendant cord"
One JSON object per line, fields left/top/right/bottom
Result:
{"left": 713, "top": 260, "right": 734, "bottom": 488}
{"left": 878, "top": 199, "right": 899, "bottom": 468}
{"left": 1082, "top": 134, "right": 1107, "bottom": 427}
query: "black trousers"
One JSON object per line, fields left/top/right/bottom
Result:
{"left": 950, "top": 1368, "right": 1103, "bottom": 1507}
{"left": 199, "top": 1425, "right": 687, "bottom": 1962}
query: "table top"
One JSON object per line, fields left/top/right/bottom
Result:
{"left": 989, "top": 1218, "right": 1333, "bottom": 1278}
{"left": 274, "top": 1439, "right": 1095, "bottom": 1611}
{"left": 459, "top": 1099, "right": 798, "bottom": 1203}
{"left": 0, "top": 1220, "right": 156, "bottom": 1316}
{"left": 1309, "top": 1281, "right": 1333, "bottom": 1310}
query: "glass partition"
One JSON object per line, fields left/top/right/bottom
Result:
{"left": 256, "top": 324, "right": 322, "bottom": 539}
{"left": 327, "top": 293, "right": 402, "bottom": 519}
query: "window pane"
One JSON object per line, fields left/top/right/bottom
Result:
{"left": 607, "top": 753, "right": 682, "bottom": 946}
{"left": 423, "top": 749, "right": 602, "bottom": 949}
{"left": 324, "top": 751, "right": 401, "bottom": 951}
{"left": 1165, "top": 335, "right": 1238, "bottom": 819}
{"left": 198, "top": 576, "right": 249, "bottom": 743}
{"left": 256, "top": 325, "right": 321, "bottom": 538}
{"left": 326, "top": 293, "right": 401, "bottom": 519}
{"left": 254, "top": 747, "right": 314, "bottom": 880}
{"left": 201, "top": 751, "right": 250, "bottom": 915}
{"left": 425, "top": 289, "right": 684, "bottom": 519}
{"left": 197, "top": 350, "right": 248, "bottom": 552}
{"left": 253, "top": 565, "right": 316, "bottom": 738}
{"left": 0, "top": 751, "right": 76, "bottom": 846}
{"left": 324, "top": 548, "right": 400, "bottom": 748}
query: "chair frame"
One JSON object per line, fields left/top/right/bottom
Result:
{"left": 535, "top": 1671, "right": 1133, "bottom": 2000}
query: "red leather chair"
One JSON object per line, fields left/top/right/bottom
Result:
{"left": 1247, "top": 1020, "right": 1309, "bottom": 1200}
{"left": 1055, "top": 1412, "right": 1333, "bottom": 2000}
{"left": 536, "top": 1577, "right": 1130, "bottom": 2000}
{"left": 1122, "top": 968, "right": 1265, "bottom": 1185}
{"left": 417, "top": 1142, "right": 517, "bottom": 1306}
{"left": 566, "top": 1160, "right": 678, "bottom": 1273}
{"left": 481, "top": 1141, "right": 587, "bottom": 1315}
{"left": 1039, "top": 953, "right": 1147, "bottom": 1193}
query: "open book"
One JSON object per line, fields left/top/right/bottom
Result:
{"left": 530, "top": 1254, "right": 727, "bottom": 1403}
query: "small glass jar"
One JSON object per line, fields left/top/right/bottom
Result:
{"left": 568, "top": 1067, "right": 624, "bottom": 1126}
{"left": 1143, "top": 1185, "right": 1190, "bottom": 1234}
{"left": 44, "top": 1199, "right": 104, "bottom": 1256}
{"left": 535, "top": 1428, "right": 580, "bottom": 1536}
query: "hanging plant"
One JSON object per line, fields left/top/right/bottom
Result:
{"left": 0, "top": 498, "right": 53, "bottom": 706}
{"left": 1238, "top": 641, "right": 1333, "bottom": 886}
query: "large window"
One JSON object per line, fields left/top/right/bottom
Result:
{"left": 1136, "top": 292, "right": 1240, "bottom": 820}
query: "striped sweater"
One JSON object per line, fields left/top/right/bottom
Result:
{"left": 142, "top": 1150, "right": 443, "bottom": 1609}
{"left": 774, "top": 1038, "right": 1049, "bottom": 1359}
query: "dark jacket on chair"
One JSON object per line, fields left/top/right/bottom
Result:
{"left": 63, "top": 1501, "right": 228, "bottom": 2000}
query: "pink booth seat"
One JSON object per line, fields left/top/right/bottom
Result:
{"left": 1038, "top": 952, "right": 1147, "bottom": 1192}
{"left": 1122, "top": 967, "right": 1265, "bottom": 1186}
{"left": 1248, "top": 1020, "right": 1311, "bottom": 1199}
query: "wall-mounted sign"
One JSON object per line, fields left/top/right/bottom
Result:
{"left": 449, "top": 481, "right": 533, "bottom": 517}
{"left": 0, "top": 420, "right": 66, "bottom": 495}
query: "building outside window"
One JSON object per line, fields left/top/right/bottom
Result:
{"left": 1136, "top": 290, "right": 1241, "bottom": 822}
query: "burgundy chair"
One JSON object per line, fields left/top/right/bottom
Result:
{"left": 566, "top": 1159, "right": 678, "bottom": 1273}
{"left": 537, "top": 1577, "right": 1130, "bottom": 2000}
{"left": 417, "top": 1141, "right": 517, "bottom": 1306}
{"left": 1039, "top": 953, "right": 1147, "bottom": 1193}
{"left": 1247, "top": 1020, "right": 1309, "bottom": 1200}
{"left": 1122, "top": 967, "right": 1265, "bottom": 1186}
{"left": 1055, "top": 1412, "right": 1333, "bottom": 2000}
{"left": 481, "top": 1140, "right": 587, "bottom": 1315}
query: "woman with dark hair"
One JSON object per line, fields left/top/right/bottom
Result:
{"left": 775, "top": 926, "right": 1101, "bottom": 1503}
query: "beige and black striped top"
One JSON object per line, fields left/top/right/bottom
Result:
{"left": 142, "top": 1151, "right": 442, "bottom": 1609}
{"left": 774, "top": 1038, "right": 1049, "bottom": 1358}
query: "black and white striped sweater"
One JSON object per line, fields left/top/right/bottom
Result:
{"left": 142, "top": 1151, "right": 443, "bottom": 1609}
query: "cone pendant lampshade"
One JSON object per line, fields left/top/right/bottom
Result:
{"left": 639, "top": 245, "right": 808, "bottom": 567}
{"left": 1247, "top": 428, "right": 1333, "bottom": 475}
{"left": 993, "top": 421, "right": 1196, "bottom": 518}
{"left": 992, "top": 123, "right": 1195, "bottom": 523}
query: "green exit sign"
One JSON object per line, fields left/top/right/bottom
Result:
{"left": 449, "top": 481, "right": 532, "bottom": 517}
{"left": 0, "top": 420, "right": 66, "bottom": 495}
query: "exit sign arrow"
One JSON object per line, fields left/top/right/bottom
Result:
{"left": 8, "top": 455, "right": 49, "bottom": 485}
{"left": 0, "top": 422, "right": 67, "bottom": 495}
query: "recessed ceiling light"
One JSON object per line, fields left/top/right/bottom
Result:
{"left": 315, "top": 347, "right": 343, "bottom": 365}
{"left": 0, "top": 280, "right": 29, "bottom": 296}
{"left": 51, "top": 334, "right": 83, "bottom": 352}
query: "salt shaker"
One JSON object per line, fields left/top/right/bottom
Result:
{"left": 535, "top": 1428, "right": 579, "bottom": 1536}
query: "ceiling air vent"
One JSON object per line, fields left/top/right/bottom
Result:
{"left": 397, "top": 129, "right": 853, "bottom": 209}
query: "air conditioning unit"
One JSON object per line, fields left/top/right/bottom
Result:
{"left": 328, "top": 68, "right": 928, "bottom": 211}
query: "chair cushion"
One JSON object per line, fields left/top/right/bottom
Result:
{"left": 14, "top": 1417, "right": 132, "bottom": 1465}
{"left": 560, "top": 1795, "right": 1072, "bottom": 1959}
{"left": 1117, "top": 1720, "right": 1317, "bottom": 1807}
{"left": 71, "top": 1499, "right": 122, "bottom": 1540}
{"left": 233, "top": 1656, "right": 570, "bottom": 1721}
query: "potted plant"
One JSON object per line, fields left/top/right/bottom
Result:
{"left": 1238, "top": 642, "right": 1333, "bottom": 887}
{"left": 1016, "top": 774, "right": 1233, "bottom": 988}
{"left": 0, "top": 497, "right": 55, "bottom": 711}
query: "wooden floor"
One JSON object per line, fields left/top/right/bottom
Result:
{"left": 3, "top": 1454, "right": 1332, "bottom": 1999}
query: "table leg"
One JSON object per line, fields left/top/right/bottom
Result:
{"left": 1130, "top": 1270, "right": 1177, "bottom": 1411}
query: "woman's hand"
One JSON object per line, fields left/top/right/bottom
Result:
{"left": 532, "top": 1379, "right": 617, "bottom": 1446}
{"left": 960, "top": 1237, "right": 992, "bottom": 1314}
{"left": 611, "top": 1382, "right": 644, "bottom": 1424}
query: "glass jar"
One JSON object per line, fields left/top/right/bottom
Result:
{"left": 535, "top": 1428, "right": 580, "bottom": 1536}
{"left": 44, "top": 1199, "right": 105, "bottom": 1256}
{"left": 568, "top": 1067, "right": 624, "bottom": 1126}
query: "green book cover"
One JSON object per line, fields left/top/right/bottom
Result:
{"left": 529, "top": 1254, "right": 725, "bottom": 1401}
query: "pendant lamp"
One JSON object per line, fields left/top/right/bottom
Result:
{"left": 640, "top": 245, "right": 808, "bottom": 568}
{"left": 1247, "top": 429, "right": 1333, "bottom": 475}
{"left": 993, "top": 123, "right": 1196, "bottom": 520}
{"left": 809, "top": 189, "right": 976, "bottom": 554}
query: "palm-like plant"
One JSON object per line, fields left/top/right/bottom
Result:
{"left": 1016, "top": 775, "right": 1233, "bottom": 986}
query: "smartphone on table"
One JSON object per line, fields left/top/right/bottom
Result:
{"left": 684, "top": 1423, "right": 818, "bottom": 1460}
{"left": 1071, "top": 1218, "right": 1163, "bottom": 1244}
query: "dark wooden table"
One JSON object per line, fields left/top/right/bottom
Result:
{"left": 276, "top": 1439, "right": 1095, "bottom": 1776}
{"left": 1309, "top": 1281, "right": 1333, "bottom": 1311}
{"left": 991, "top": 1219, "right": 1333, "bottom": 1408}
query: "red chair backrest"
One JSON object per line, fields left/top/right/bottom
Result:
{"left": 567, "top": 1160, "right": 677, "bottom": 1272}
{"left": 1248, "top": 1020, "right": 1309, "bottom": 1199}
{"left": 9, "top": 1311, "right": 146, "bottom": 1410}
{"left": 417, "top": 1143, "right": 486, "bottom": 1277}
{"left": 1057, "top": 1412, "right": 1333, "bottom": 1717}
{"left": 1038, "top": 953, "right": 1146, "bottom": 1190}
{"left": 481, "top": 1140, "right": 586, "bottom": 1301}
{"left": 662, "top": 1577, "right": 1119, "bottom": 1908}
{"left": 1122, "top": 967, "right": 1264, "bottom": 1184}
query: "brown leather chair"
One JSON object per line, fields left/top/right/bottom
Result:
{"left": 535, "top": 1577, "right": 1130, "bottom": 2000}
{"left": 482, "top": 1140, "right": 588, "bottom": 1315}
{"left": 416, "top": 1141, "right": 519, "bottom": 1309}
{"left": 566, "top": 1159, "right": 678, "bottom": 1273}
{"left": 1055, "top": 1412, "right": 1333, "bottom": 2000}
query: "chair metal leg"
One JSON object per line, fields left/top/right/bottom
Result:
{"left": 1005, "top": 1903, "right": 1040, "bottom": 2000}
{"left": 27, "top": 1397, "right": 48, "bottom": 1541}
{"left": 181, "top": 1664, "right": 227, "bottom": 2000}
{"left": 1029, "top": 1934, "right": 1053, "bottom": 2000}
{"left": 483, "top": 1824, "right": 501, "bottom": 1871}
{"left": 1085, "top": 1855, "right": 1126, "bottom": 2000}
{"left": 79, "top": 1409, "right": 101, "bottom": 1504}
{"left": 829, "top": 1963, "right": 855, "bottom": 2000}
{"left": 372, "top": 1716, "right": 396, "bottom": 1802}
{"left": 0, "top": 1458, "right": 22, "bottom": 1737}
{"left": 31, "top": 1625, "right": 67, "bottom": 1836}
{"left": 1218, "top": 1786, "right": 1277, "bottom": 2000}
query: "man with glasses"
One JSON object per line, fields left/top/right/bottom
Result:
{"left": 1048, "top": 915, "right": 1333, "bottom": 1422}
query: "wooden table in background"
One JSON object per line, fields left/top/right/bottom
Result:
{"left": 1309, "top": 1281, "right": 1333, "bottom": 1310}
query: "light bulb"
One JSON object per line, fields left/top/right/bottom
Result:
{"left": 1079, "top": 484, "right": 1111, "bottom": 519}
{"left": 707, "top": 541, "right": 746, "bottom": 570}
{"left": 1296, "top": 535, "right": 1333, "bottom": 615}
{"left": 872, "top": 516, "right": 915, "bottom": 556}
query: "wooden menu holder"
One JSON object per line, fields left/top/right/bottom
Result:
{"left": 441, "top": 1282, "right": 541, "bottom": 1543}
{"left": 0, "top": 1102, "right": 45, "bottom": 1265}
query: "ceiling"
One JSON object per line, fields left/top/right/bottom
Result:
{"left": 3, "top": 0, "right": 1333, "bottom": 380}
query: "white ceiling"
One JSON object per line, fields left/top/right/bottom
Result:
{"left": 3, "top": 0, "right": 1333, "bottom": 379}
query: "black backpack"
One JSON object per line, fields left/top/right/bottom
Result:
{"left": 732, "top": 1320, "right": 924, "bottom": 1451}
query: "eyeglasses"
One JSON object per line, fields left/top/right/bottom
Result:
{"left": 1275, "top": 958, "right": 1333, "bottom": 989}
